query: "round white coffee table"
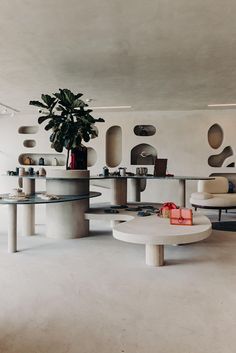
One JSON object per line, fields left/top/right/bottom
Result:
{"left": 113, "top": 213, "right": 211, "bottom": 266}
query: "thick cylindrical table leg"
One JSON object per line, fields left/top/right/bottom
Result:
{"left": 22, "top": 205, "right": 35, "bottom": 236}
{"left": 8, "top": 204, "right": 17, "bottom": 253}
{"left": 22, "top": 178, "right": 35, "bottom": 236}
{"left": 145, "top": 244, "right": 164, "bottom": 266}
{"left": 130, "top": 179, "right": 141, "bottom": 202}
{"left": 111, "top": 179, "right": 127, "bottom": 205}
{"left": 179, "top": 179, "right": 186, "bottom": 207}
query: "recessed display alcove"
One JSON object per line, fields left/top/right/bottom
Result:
{"left": 106, "top": 126, "right": 122, "bottom": 167}
{"left": 131, "top": 144, "right": 157, "bottom": 165}
{"left": 208, "top": 123, "right": 223, "bottom": 149}
{"left": 19, "top": 153, "right": 66, "bottom": 166}
{"left": 87, "top": 147, "right": 97, "bottom": 167}
{"left": 23, "top": 139, "right": 36, "bottom": 148}
{"left": 208, "top": 146, "right": 234, "bottom": 167}
{"left": 134, "top": 125, "right": 156, "bottom": 136}
{"left": 18, "top": 126, "right": 39, "bottom": 134}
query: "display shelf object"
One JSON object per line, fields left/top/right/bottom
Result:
{"left": 134, "top": 125, "right": 156, "bottom": 136}
{"left": 106, "top": 126, "right": 122, "bottom": 167}
{"left": 19, "top": 153, "right": 66, "bottom": 167}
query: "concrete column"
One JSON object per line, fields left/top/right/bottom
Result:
{"left": 22, "top": 178, "right": 35, "bottom": 236}
{"left": 110, "top": 178, "right": 127, "bottom": 205}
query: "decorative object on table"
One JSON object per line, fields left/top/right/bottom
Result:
{"left": 154, "top": 158, "right": 168, "bottom": 177}
{"left": 39, "top": 167, "right": 46, "bottom": 176}
{"left": 39, "top": 157, "right": 45, "bottom": 166}
{"left": 15, "top": 167, "right": 19, "bottom": 175}
{"left": 136, "top": 167, "right": 148, "bottom": 176}
{"left": 119, "top": 167, "right": 127, "bottom": 177}
{"left": 28, "top": 167, "right": 34, "bottom": 175}
{"left": 38, "top": 193, "right": 60, "bottom": 200}
{"left": 137, "top": 210, "right": 152, "bottom": 217}
{"left": 5, "top": 188, "right": 29, "bottom": 201}
{"left": 170, "top": 208, "right": 193, "bottom": 226}
{"left": 110, "top": 204, "right": 128, "bottom": 209}
{"left": 51, "top": 157, "right": 58, "bottom": 166}
{"left": 23, "top": 156, "right": 33, "bottom": 165}
{"left": 160, "top": 202, "right": 177, "bottom": 218}
{"left": 104, "top": 208, "right": 119, "bottom": 214}
{"left": 29, "top": 88, "right": 105, "bottom": 170}
{"left": 19, "top": 167, "right": 25, "bottom": 176}
{"left": 102, "top": 166, "right": 109, "bottom": 176}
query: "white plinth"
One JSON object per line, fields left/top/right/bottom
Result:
{"left": 22, "top": 178, "right": 35, "bottom": 236}
{"left": 46, "top": 170, "right": 90, "bottom": 239}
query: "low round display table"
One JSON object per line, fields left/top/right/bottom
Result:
{"left": 113, "top": 213, "right": 211, "bottom": 266}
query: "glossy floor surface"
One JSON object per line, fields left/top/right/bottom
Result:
{"left": 0, "top": 212, "right": 236, "bottom": 353}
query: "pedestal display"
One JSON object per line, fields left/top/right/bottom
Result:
{"left": 46, "top": 170, "right": 90, "bottom": 239}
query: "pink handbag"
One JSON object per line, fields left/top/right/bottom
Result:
{"left": 170, "top": 208, "right": 193, "bottom": 226}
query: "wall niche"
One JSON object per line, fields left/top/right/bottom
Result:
{"left": 23, "top": 139, "right": 36, "bottom": 148}
{"left": 87, "top": 147, "right": 97, "bottom": 167}
{"left": 18, "top": 126, "right": 39, "bottom": 134}
{"left": 19, "top": 153, "right": 66, "bottom": 167}
{"left": 106, "top": 126, "right": 122, "bottom": 167}
{"left": 134, "top": 125, "right": 156, "bottom": 136}
{"left": 208, "top": 146, "right": 233, "bottom": 167}
{"left": 208, "top": 123, "right": 223, "bottom": 149}
{"left": 131, "top": 144, "right": 157, "bottom": 165}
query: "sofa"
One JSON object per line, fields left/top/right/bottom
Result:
{"left": 190, "top": 176, "right": 236, "bottom": 221}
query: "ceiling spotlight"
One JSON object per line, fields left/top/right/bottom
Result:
{"left": 0, "top": 101, "right": 20, "bottom": 117}
{"left": 208, "top": 103, "right": 236, "bottom": 107}
{"left": 89, "top": 105, "right": 132, "bottom": 110}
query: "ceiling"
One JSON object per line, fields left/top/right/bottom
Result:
{"left": 1, "top": 0, "right": 236, "bottom": 112}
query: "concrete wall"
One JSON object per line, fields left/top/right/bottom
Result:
{"left": 0, "top": 109, "right": 235, "bottom": 227}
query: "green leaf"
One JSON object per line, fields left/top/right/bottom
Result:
{"left": 41, "top": 94, "right": 56, "bottom": 108}
{"left": 38, "top": 115, "right": 51, "bottom": 124}
{"left": 29, "top": 100, "right": 48, "bottom": 109}
{"left": 44, "top": 120, "right": 55, "bottom": 131}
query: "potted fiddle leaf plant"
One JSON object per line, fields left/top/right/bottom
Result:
{"left": 29, "top": 88, "right": 104, "bottom": 169}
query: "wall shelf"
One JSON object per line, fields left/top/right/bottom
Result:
{"left": 19, "top": 153, "right": 66, "bottom": 167}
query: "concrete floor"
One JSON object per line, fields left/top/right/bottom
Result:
{"left": 0, "top": 214, "right": 236, "bottom": 353}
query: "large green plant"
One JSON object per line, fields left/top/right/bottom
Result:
{"left": 29, "top": 88, "right": 104, "bottom": 169}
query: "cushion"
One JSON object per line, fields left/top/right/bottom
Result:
{"left": 191, "top": 192, "right": 213, "bottom": 200}
{"left": 198, "top": 177, "right": 228, "bottom": 194}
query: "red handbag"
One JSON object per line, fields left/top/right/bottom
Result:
{"left": 170, "top": 208, "right": 193, "bottom": 226}
{"left": 160, "top": 202, "right": 177, "bottom": 218}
